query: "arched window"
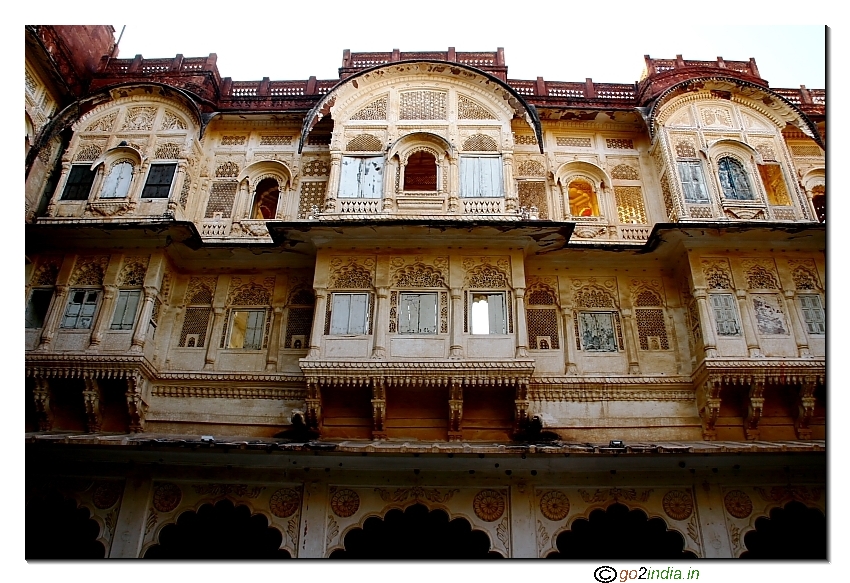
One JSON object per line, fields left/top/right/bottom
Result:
{"left": 717, "top": 157, "right": 754, "bottom": 200}
{"left": 567, "top": 179, "right": 599, "bottom": 217}
{"left": 250, "top": 177, "right": 280, "bottom": 219}
{"left": 403, "top": 151, "right": 438, "bottom": 191}
{"left": 100, "top": 160, "right": 134, "bottom": 199}
{"left": 811, "top": 184, "right": 825, "bottom": 223}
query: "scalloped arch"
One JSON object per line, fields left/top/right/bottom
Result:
{"left": 555, "top": 160, "right": 612, "bottom": 189}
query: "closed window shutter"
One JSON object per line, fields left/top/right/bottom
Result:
{"left": 339, "top": 157, "right": 384, "bottom": 198}
{"left": 142, "top": 164, "right": 177, "bottom": 198}
{"left": 678, "top": 161, "right": 708, "bottom": 202}
{"left": 461, "top": 157, "right": 503, "bottom": 198}
{"left": 710, "top": 293, "right": 740, "bottom": 335}
{"left": 800, "top": 295, "right": 825, "bottom": 334}
{"left": 399, "top": 293, "right": 437, "bottom": 334}
{"left": 245, "top": 311, "right": 265, "bottom": 349}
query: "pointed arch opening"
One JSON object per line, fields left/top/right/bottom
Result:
{"left": 143, "top": 499, "right": 290, "bottom": 559}
{"left": 547, "top": 503, "right": 696, "bottom": 559}
{"left": 26, "top": 490, "right": 105, "bottom": 559}
{"left": 329, "top": 503, "right": 502, "bottom": 559}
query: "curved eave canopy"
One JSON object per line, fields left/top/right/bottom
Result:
{"left": 647, "top": 77, "right": 824, "bottom": 150}
{"left": 298, "top": 60, "right": 544, "bottom": 154}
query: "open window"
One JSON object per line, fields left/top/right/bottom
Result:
{"left": 227, "top": 309, "right": 266, "bottom": 349}
{"left": 60, "top": 290, "right": 100, "bottom": 329}
{"left": 25, "top": 288, "right": 54, "bottom": 329}
{"left": 339, "top": 157, "right": 383, "bottom": 198}
{"left": 567, "top": 179, "right": 600, "bottom": 216}
{"left": 110, "top": 290, "right": 142, "bottom": 330}
{"left": 60, "top": 165, "right": 97, "bottom": 201}
{"left": 470, "top": 292, "right": 507, "bottom": 335}
{"left": 250, "top": 177, "right": 280, "bottom": 219}
{"left": 329, "top": 293, "right": 371, "bottom": 335}
{"left": 141, "top": 163, "right": 177, "bottom": 199}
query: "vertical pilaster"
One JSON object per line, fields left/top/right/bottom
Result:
{"left": 371, "top": 286, "right": 389, "bottom": 359}
{"left": 509, "top": 483, "right": 537, "bottom": 557}
{"left": 514, "top": 287, "right": 529, "bottom": 357}
{"left": 449, "top": 287, "right": 463, "bottom": 358}
{"left": 784, "top": 290, "right": 811, "bottom": 357}
{"left": 130, "top": 286, "right": 157, "bottom": 352}
{"left": 692, "top": 478, "right": 734, "bottom": 558}
{"left": 307, "top": 288, "right": 328, "bottom": 359}
{"left": 693, "top": 288, "right": 717, "bottom": 357}
{"left": 265, "top": 306, "right": 283, "bottom": 371}
{"left": 88, "top": 284, "right": 117, "bottom": 349}
{"left": 38, "top": 284, "right": 68, "bottom": 350}
{"left": 735, "top": 290, "right": 761, "bottom": 357}
{"left": 621, "top": 308, "right": 641, "bottom": 374}
{"left": 324, "top": 152, "right": 342, "bottom": 212}
{"left": 108, "top": 469, "right": 154, "bottom": 558}
{"left": 561, "top": 308, "right": 578, "bottom": 374}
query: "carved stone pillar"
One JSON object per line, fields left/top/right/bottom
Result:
{"left": 88, "top": 284, "right": 118, "bottom": 349}
{"left": 449, "top": 287, "right": 463, "bottom": 358}
{"left": 744, "top": 375, "right": 766, "bottom": 440}
{"left": 235, "top": 178, "right": 251, "bottom": 220}
{"left": 448, "top": 378, "right": 463, "bottom": 441}
{"left": 795, "top": 376, "right": 818, "bottom": 440}
{"left": 447, "top": 156, "right": 459, "bottom": 214}
{"left": 125, "top": 374, "right": 148, "bottom": 433}
{"left": 371, "top": 287, "right": 389, "bottom": 359}
{"left": 38, "top": 284, "right": 69, "bottom": 350}
{"left": 514, "top": 287, "right": 529, "bottom": 358}
{"left": 265, "top": 306, "right": 283, "bottom": 372}
{"left": 503, "top": 151, "right": 517, "bottom": 213}
{"left": 697, "top": 376, "right": 722, "bottom": 440}
{"left": 784, "top": 290, "right": 811, "bottom": 357}
{"left": 693, "top": 288, "right": 717, "bottom": 358}
{"left": 383, "top": 158, "right": 396, "bottom": 212}
{"left": 561, "top": 308, "right": 578, "bottom": 375}
{"left": 307, "top": 288, "right": 327, "bottom": 359}
{"left": 82, "top": 377, "right": 103, "bottom": 433}
{"left": 735, "top": 290, "right": 762, "bottom": 357}
{"left": 204, "top": 307, "right": 226, "bottom": 369}
{"left": 130, "top": 286, "right": 158, "bottom": 352}
{"left": 127, "top": 160, "right": 149, "bottom": 209}
{"left": 32, "top": 378, "right": 53, "bottom": 431}
{"left": 324, "top": 152, "right": 342, "bottom": 212}
{"left": 621, "top": 308, "right": 641, "bottom": 375}
{"left": 371, "top": 377, "right": 387, "bottom": 440}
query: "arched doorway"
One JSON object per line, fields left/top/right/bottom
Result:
{"left": 547, "top": 503, "right": 696, "bottom": 559}
{"left": 330, "top": 503, "right": 502, "bottom": 559}
{"left": 144, "top": 499, "right": 290, "bottom": 558}
{"left": 26, "top": 491, "right": 105, "bottom": 559}
{"left": 741, "top": 501, "right": 825, "bottom": 559}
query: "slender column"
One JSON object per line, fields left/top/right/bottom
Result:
{"left": 45, "top": 161, "right": 72, "bottom": 216}
{"left": 447, "top": 156, "right": 459, "bottom": 213}
{"left": 371, "top": 286, "right": 389, "bottom": 359}
{"left": 621, "top": 308, "right": 641, "bottom": 374}
{"left": 784, "top": 290, "right": 811, "bottom": 357}
{"left": 324, "top": 152, "right": 342, "bottom": 212}
{"left": 503, "top": 151, "right": 517, "bottom": 213}
{"left": 38, "top": 284, "right": 69, "bottom": 350}
{"left": 236, "top": 178, "right": 251, "bottom": 220}
{"left": 130, "top": 286, "right": 158, "bottom": 352}
{"left": 449, "top": 287, "right": 463, "bottom": 358}
{"left": 692, "top": 288, "right": 717, "bottom": 358}
{"left": 88, "top": 284, "right": 118, "bottom": 349}
{"left": 735, "top": 290, "right": 762, "bottom": 357}
{"left": 127, "top": 159, "right": 149, "bottom": 209}
{"left": 561, "top": 308, "right": 578, "bottom": 374}
{"left": 167, "top": 160, "right": 188, "bottom": 216}
{"left": 82, "top": 377, "right": 103, "bottom": 433}
{"left": 382, "top": 158, "right": 396, "bottom": 212}
{"left": 307, "top": 288, "right": 328, "bottom": 359}
{"left": 204, "top": 307, "right": 226, "bottom": 369}
{"left": 108, "top": 469, "right": 154, "bottom": 557}
{"left": 514, "top": 287, "right": 529, "bottom": 358}
{"left": 265, "top": 306, "right": 283, "bottom": 371}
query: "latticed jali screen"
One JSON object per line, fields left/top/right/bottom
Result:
{"left": 179, "top": 307, "right": 211, "bottom": 347}
{"left": 298, "top": 182, "right": 327, "bottom": 218}
{"left": 205, "top": 182, "right": 237, "bottom": 218}
{"left": 636, "top": 308, "right": 669, "bottom": 350}
{"left": 284, "top": 307, "right": 313, "bottom": 348}
{"left": 518, "top": 181, "right": 548, "bottom": 219}
{"left": 527, "top": 308, "right": 559, "bottom": 349}
{"left": 614, "top": 186, "right": 647, "bottom": 224}
{"left": 399, "top": 91, "right": 447, "bottom": 120}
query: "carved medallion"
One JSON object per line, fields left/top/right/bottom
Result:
{"left": 269, "top": 488, "right": 300, "bottom": 518}
{"left": 724, "top": 490, "right": 753, "bottom": 519}
{"left": 473, "top": 489, "right": 505, "bottom": 522}
{"left": 331, "top": 489, "right": 360, "bottom": 518}
{"left": 153, "top": 483, "right": 182, "bottom": 513}
{"left": 92, "top": 481, "right": 123, "bottom": 509}
{"left": 539, "top": 490, "right": 570, "bottom": 522}
{"left": 662, "top": 490, "right": 693, "bottom": 521}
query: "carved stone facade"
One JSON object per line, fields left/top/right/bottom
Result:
{"left": 25, "top": 32, "right": 824, "bottom": 559}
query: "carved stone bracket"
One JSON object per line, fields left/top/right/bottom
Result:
{"left": 744, "top": 375, "right": 766, "bottom": 440}
{"left": 795, "top": 376, "right": 818, "bottom": 440}
{"left": 82, "top": 378, "right": 103, "bottom": 433}
{"left": 126, "top": 374, "right": 149, "bottom": 433}
{"left": 371, "top": 377, "right": 387, "bottom": 440}
{"left": 697, "top": 377, "right": 722, "bottom": 441}
{"left": 32, "top": 378, "right": 53, "bottom": 431}
{"left": 448, "top": 379, "right": 463, "bottom": 442}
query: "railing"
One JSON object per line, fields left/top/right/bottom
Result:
{"left": 619, "top": 226, "right": 652, "bottom": 241}
{"left": 643, "top": 56, "right": 761, "bottom": 79}
{"left": 201, "top": 220, "right": 229, "bottom": 237}
{"left": 140, "top": 59, "right": 172, "bottom": 73}
{"left": 230, "top": 82, "right": 259, "bottom": 97}
{"left": 269, "top": 81, "right": 306, "bottom": 96}
{"left": 463, "top": 198, "right": 504, "bottom": 215}
{"left": 547, "top": 82, "right": 585, "bottom": 98}
{"left": 337, "top": 199, "right": 382, "bottom": 214}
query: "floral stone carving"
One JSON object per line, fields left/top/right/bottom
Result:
{"left": 724, "top": 490, "right": 753, "bottom": 519}
{"left": 330, "top": 488, "right": 360, "bottom": 518}
{"left": 473, "top": 489, "right": 505, "bottom": 522}
{"left": 92, "top": 481, "right": 123, "bottom": 509}
{"left": 539, "top": 490, "right": 570, "bottom": 522}
{"left": 269, "top": 488, "right": 300, "bottom": 518}
{"left": 153, "top": 483, "right": 182, "bottom": 513}
{"left": 662, "top": 490, "right": 693, "bottom": 521}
